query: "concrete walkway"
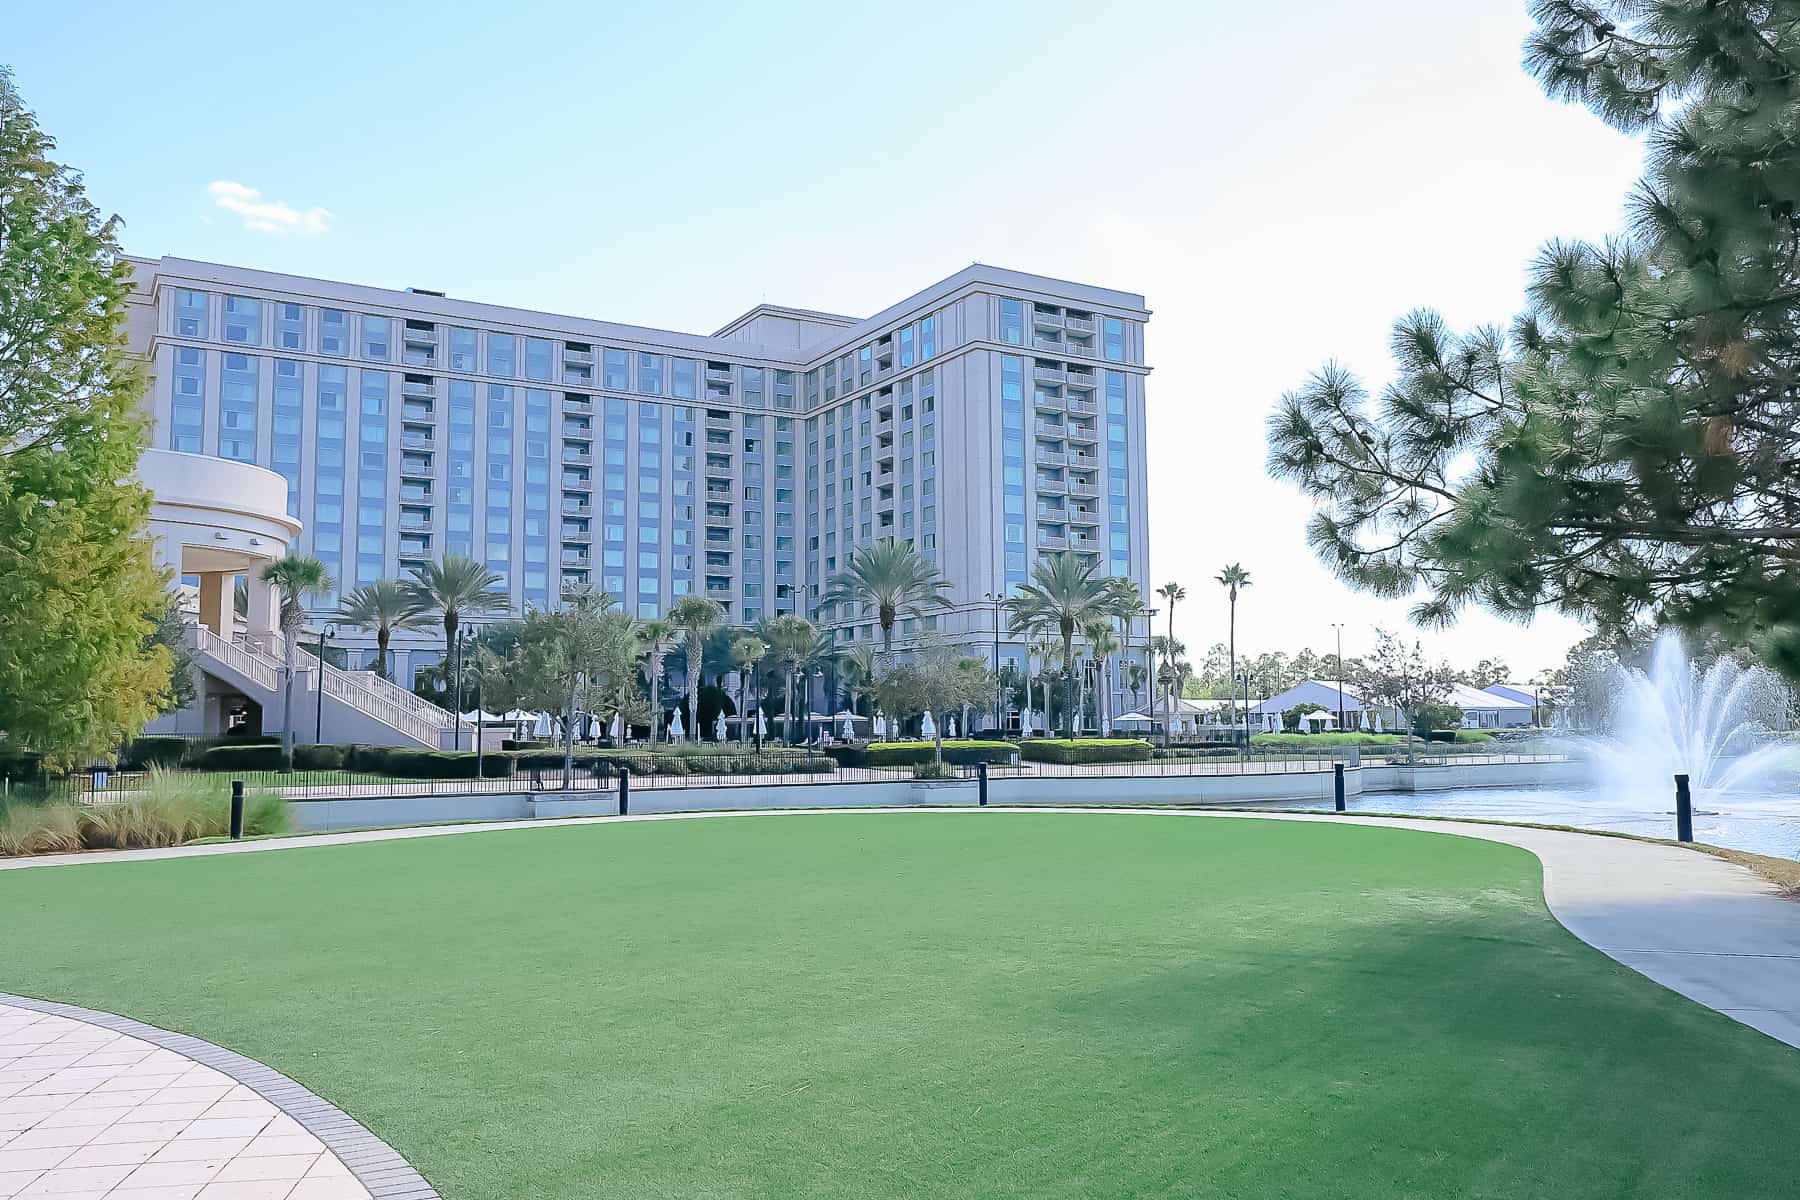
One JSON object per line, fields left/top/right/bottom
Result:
{"left": 3, "top": 807, "right": 1796, "bottom": 1053}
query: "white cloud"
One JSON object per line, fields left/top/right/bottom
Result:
{"left": 206, "top": 180, "right": 332, "bottom": 236}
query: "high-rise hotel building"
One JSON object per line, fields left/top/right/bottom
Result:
{"left": 125, "top": 257, "right": 1152, "bottom": 704}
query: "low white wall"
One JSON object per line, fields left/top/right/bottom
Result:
{"left": 1363, "top": 759, "right": 1586, "bottom": 792}
{"left": 283, "top": 760, "right": 1583, "bottom": 832}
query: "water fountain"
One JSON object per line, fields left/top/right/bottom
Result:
{"left": 1580, "top": 630, "right": 1793, "bottom": 806}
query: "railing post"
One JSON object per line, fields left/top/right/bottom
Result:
{"left": 229, "top": 780, "right": 245, "bottom": 840}
{"left": 618, "top": 765, "right": 630, "bottom": 816}
{"left": 1674, "top": 773, "right": 1693, "bottom": 843}
{"left": 1333, "top": 763, "right": 1346, "bottom": 812}
{"left": 976, "top": 760, "right": 989, "bottom": 807}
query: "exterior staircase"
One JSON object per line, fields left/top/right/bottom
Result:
{"left": 189, "top": 625, "right": 457, "bottom": 749}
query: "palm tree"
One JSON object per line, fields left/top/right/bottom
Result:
{"left": 637, "top": 619, "right": 674, "bottom": 743}
{"left": 730, "top": 633, "right": 767, "bottom": 744}
{"left": 760, "top": 613, "right": 817, "bottom": 745}
{"left": 1005, "top": 552, "right": 1113, "bottom": 739}
{"left": 821, "top": 540, "right": 952, "bottom": 663}
{"left": 1155, "top": 580, "right": 1188, "bottom": 745}
{"left": 840, "top": 646, "right": 879, "bottom": 718}
{"left": 1083, "top": 618, "right": 1122, "bottom": 737}
{"left": 1125, "top": 661, "right": 1148, "bottom": 711}
{"left": 407, "top": 555, "right": 510, "bottom": 738}
{"left": 667, "top": 595, "right": 724, "bottom": 741}
{"left": 260, "top": 555, "right": 333, "bottom": 767}
{"left": 1216, "top": 564, "right": 1251, "bottom": 745}
{"left": 339, "top": 580, "right": 430, "bottom": 681}
{"left": 1148, "top": 634, "right": 1182, "bottom": 736}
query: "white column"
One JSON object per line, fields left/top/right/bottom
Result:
{"left": 198, "top": 573, "right": 231, "bottom": 636}
{"left": 245, "top": 568, "right": 280, "bottom": 638}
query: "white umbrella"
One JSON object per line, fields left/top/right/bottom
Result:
{"left": 610, "top": 712, "right": 622, "bottom": 741}
{"left": 841, "top": 712, "right": 855, "bottom": 740}
{"left": 948, "top": 715, "right": 958, "bottom": 739}
{"left": 1372, "top": 712, "right": 1383, "bottom": 733}
{"left": 534, "top": 711, "right": 552, "bottom": 737}
{"left": 670, "top": 709, "right": 685, "bottom": 740}
{"left": 921, "top": 710, "right": 937, "bottom": 740}
{"left": 714, "top": 714, "right": 725, "bottom": 741}
{"left": 756, "top": 711, "right": 767, "bottom": 740}
{"left": 1020, "top": 709, "right": 1034, "bottom": 737}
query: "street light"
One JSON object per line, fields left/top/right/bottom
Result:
{"left": 1330, "top": 622, "right": 1347, "bottom": 732}
{"left": 314, "top": 623, "right": 336, "bottom": 744}
{"left": 1144, "top": 606, "right": 1161, "bottom": 737}
{"left": 985, "top": 589, "right": 1004, "bottom": 734}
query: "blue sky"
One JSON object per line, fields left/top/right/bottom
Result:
{"left": 10, "top": 1, "right": 1647, "bottom": 674}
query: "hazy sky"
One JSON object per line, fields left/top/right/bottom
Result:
{"left": 10, "top": 1, "right": 1647, "bottom": 677}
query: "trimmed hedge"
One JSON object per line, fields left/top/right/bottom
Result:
{"left": 117, "top": 737, "right": 198, "bottom": 771}
{"left": 194, "top": 743, "right": 289, "bottom": 772}
{"left": 831, "top": 740, "right": 1016, "bottom": 767}
{"left": 501, "top": 739, "right": 551, "bottom": 751}
{"left": 1018, "top": 738, "right": 1153, "bottom": 765}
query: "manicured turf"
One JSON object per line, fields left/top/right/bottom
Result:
{"left": 4, "top": 813, "right": 1799, "bottom": 1198}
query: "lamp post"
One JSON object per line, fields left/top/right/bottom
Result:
{"left": 1144, "top": 605, "right": 1160, "bottom": 739}
{"left": 1239, "top": 669, "right": 1253, "bottom": 757}
{"left": 1330, "top": 621, "right": 1346, "bottom": 732}
{"left": 314, "top": 623, "right": 336, "bottom": 744}
{"left": 985, "top": 589, "right": 1003, "bottom": 734}
{"left": 808, "top": 667, "right": 823, "bottom": 756}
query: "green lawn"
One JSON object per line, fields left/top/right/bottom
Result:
{"left": 4, "top": 813, "right": 1798, "bottom": 1198}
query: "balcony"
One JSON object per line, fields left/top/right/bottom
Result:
{"left": 403, "top": 326, "right": 437, "bottom": 344}
{"left": 399, "top": 484, "right": 431, "bottom": 503}
{"left": 399, "top": 511, "right": 432, "bottom": 531}
{"left": 402, "top": 380, "right": 436, "bottom": 399}
{"left": 1067, "top": 396, "right": 1099, "bottom": 417}
{"left": 1036, "top": 477, "right": 1068, "bottom": 496}
{"left": 1070, "top": 480, "right": 1101, "bottom": 499}
{"left": 705, "top": 580, "right": 733, "bottom": 598}
{"left": 1032, "top": 308, "right": 1063, "bottom": 328}
{"left": 562, "top": 498, "right": 592, "bottom": 516}
{"left": 1034, "top": 365, "right": 1066, "bottom": 387}
{"left": 401, "top": 433, "right": 434, "bottom": 450}
{"left": 1036, "top": 503, "right": 1067, "bottom": 521}
{"left": 705, "top": 367, "right": 733, "bottom": 384}
{"left": 561, "top": 473, "right": 591, "bottom": 491}
{"left": 1034, "top": 421, "right": 1066, "bottom": 439}
{"left": 400, "top": 457, "right": 433, "bottom": 479}
{"left": 402, "top": 401, "right": 434, "bottom": 422}
{"left": 1065, "top": 314, "right": 1095, "bottom": 334}
{"left": 562, "top": 449, "right": 592, "bottom": 466}
{"left": 1038, "top": 532, "right": 1068, "bottom": 550}
{"left": 563, "top": 349, "right": 594, "bottom": 365}
{"left": 1070, "top": 533, "right": 1101, "bottom": 550}
{"left": 1065, "top": 424, "right": 1100, "bottom": 444}
{"left": 1032, "top": 337, "right": 1065, "bottom": 354}
{"left": 1036, "top": 449, "right": 1067, "bottom": 467}
{"left": 1068, "top": 450, "right": 1101, "bottom": 469}
{"left": 1065, "top": 370, "right": 1098, "bottom": 392}
{"left": 561, "top": 549, "right": 591, "bottom": 566}
{"left": 561, "top": 528, "right": 592, "bottom": 543}
{"left": 1067, "top": 507, "right": 1102, "bottom": 526}
{"left": 562, "top": 396, "right": 592, "bottom": 415}
{"left": 1063, "top": 340, "right": 1097, "bottom": 358}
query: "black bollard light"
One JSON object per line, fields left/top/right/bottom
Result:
{"left": 1333, "top": 763, "right": 1346, "bottom": 813}
{"left": 229, "top": 780, "right": 245, "bottom": 840}
{"left": 618, "top": 765, "right": 630, "bottom": 817}
{"left": 1674, "top": 773, "right": 1693, "bottom": 843}
{"left": 977, "top": 760, "right": 989, "bottom": 807}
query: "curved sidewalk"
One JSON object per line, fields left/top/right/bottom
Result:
{"left": 0, "top": 997, "right": 436, "bottom": 1200}
{"left": 3, "top": 806, "right": 1797, "bottom": 1052}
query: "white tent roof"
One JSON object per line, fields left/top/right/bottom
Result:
{"left": 1113, "top": 711, "right": 1156, "bottom": 723}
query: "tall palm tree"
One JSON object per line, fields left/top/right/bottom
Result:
{"left": 667, "top": 595, "right": 724, "bottom": 741}
{"left": 260, "top": 555, "right": 333, "bottom": 767}
{"left": 407, "top": 555, "right": 510, "bottom": 738}
{"left": 840, "top": 646, "right": 878, "bottom": 718}
{"left": 637, "top": 619, "right": 674, "bottom": 743}
{"left": 339, "top": 580, "right": 430, "bottom": 681}
{"left": 1083, "top": 618, "right": 1122, "bottom": 737}
{"left": 1216, "top": 564, "right": 1252, "bottom": 740}
{"left": 1148, "top": 634, "right": 1182, "bottom": 737}
{"left": 821, "top": 540, "right": 952, "bottom": 663}
{"left": 1005, "top": 552, "right": 1112, "bottom": 739}
{"left": 1103, "top": 578, "right": 1145, "bottom": 729}
{"left": 1125, "top": 661, "right": 1148, "bottom": 711}
{"left": 760, "top": 613, "right": 817, "bottom": 745}
{"left": 730, "top": 632, "right": 767, "bottom": 744}
{"left": 1155, "top": 580, "right": 1188, "bottom": 745}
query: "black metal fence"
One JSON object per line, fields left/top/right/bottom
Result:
{"left": 7, "top": 748, "right": 1575, "bottom": 807}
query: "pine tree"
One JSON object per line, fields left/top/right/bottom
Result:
{"left": 0, "top": 70, "right": 171, "bottom": 770}
{"left": 1268, "top": 3, "right": 1800, "bottom": 677}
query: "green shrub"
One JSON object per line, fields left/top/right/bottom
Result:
{"left": 374, "top": 750, "right": 512, "bottom": 779}
{"left": 825, "top": 743, "right": 868, "bottom": 768}
{"left": 195, "top": 743, "right": 289, "bottom": 772}
{"left": 0, "top": 750, "right": 46, "bottom": 783}
{"left": 864, "top": 740, "right": 1016, "bottom": 767}
{"left": 293, "top": 744, "right": 351, "bottom": 771}
{"left": 117, "top": 737, "right": 198, "bottom": 771}
{"left": 1251, "top": 732, "right": 1401, "bottom": 749}
{"left": 1018, "top": 738, "right": 1153, "bottom": 765}
{"left": 0, "top": 768, "right": 290, "bottom": 858}
{"left": 911, "top": 760, "right": 960, "bottom": 780}
{"left": 501, "top": 739, "right": 551, "bottom": 751}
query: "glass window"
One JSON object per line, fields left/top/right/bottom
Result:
{"left": 174, "top": 290, "right": 209, "bottom": 338}
{"left": 637, "top": 353, "right": 663, "bottom": 395}
{"left": 1103, "top": 317, "right": 1125, "bottom": 362}
{"left": 920, "top": 314, "right": 936, "bottom": 360}
{"left": 360, "top": 315, "right": 390, "bottom": 360}
{"left": 488, "top": 333, "right": 516, "bottom": 377}
{"left": 671, "top": 359, "right": 696, "bottom": 399}
{"left": 604, "top": 349, "right": 629, "bottom": 390}
{"left": 223, "top": 296, "right": 262, "bottom": 345}
{"left": 999, "top": 299, "right": 1023, "bottom": 346}
{"left": 449, "top": 328, "right": 477, "bottom": 371}
{"left": 525, "top": 337, "right": 553, "bottom": 382}
{"left": 899, "top": 326, "right": 915, "bottom": 367}
{"left": 319, "top": 309, "right": 348, "bottom": 355}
